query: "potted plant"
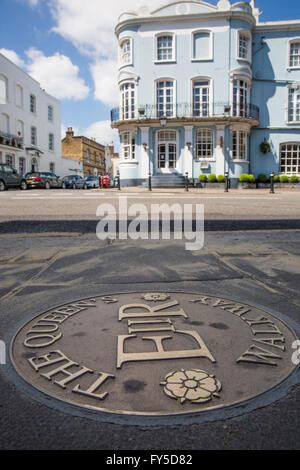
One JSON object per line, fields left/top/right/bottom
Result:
{"left": 260, "top": 140, "right": 270, "bottom": 154}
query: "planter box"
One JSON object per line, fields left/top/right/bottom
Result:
{"left": 196, "top": 182, "right": 224, "bottom": 188}
{"left": 238, "top": 183, "right": 257, "bottom": 189}
{"left": 274, "top": 183, "right": 299, "bottom": 188}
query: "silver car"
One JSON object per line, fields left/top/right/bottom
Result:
{"left": 84, "top": 175, "right": 100, "bottom": 188}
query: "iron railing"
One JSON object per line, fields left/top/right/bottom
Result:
{"left": 111, "top": 102, "right": 259, "bottom": 123}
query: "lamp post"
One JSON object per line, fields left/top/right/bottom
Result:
{"left": 117, "top": 170, "right": 121, "bottom": 190}
{"left": 270, "top": 171, "right": 275, "bottom": 194}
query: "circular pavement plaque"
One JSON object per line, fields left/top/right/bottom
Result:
{"left": 10, "top": 292, "right": 299, "bottom": 417}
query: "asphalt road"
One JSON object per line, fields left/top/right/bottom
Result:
{"left": 0, "top": 188, "right": 300, "bottom": 453}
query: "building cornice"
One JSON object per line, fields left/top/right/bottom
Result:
{"left": 115, "top": 10, "right": 256, "bottom": 37}
{"left": 254, "top": 20, "right": 300, "bottom": 33}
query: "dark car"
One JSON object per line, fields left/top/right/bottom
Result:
{"left": 0, "top": 164, "right": 27, "bottom": 191}
{"left": 85, "top": 175, "right": 100, "bottom": 189}
{"left": 25, "top": 172, "right": 62, "bottom": 189}
{"left": 62, "top": 175, "right": 87, "bottom": 189}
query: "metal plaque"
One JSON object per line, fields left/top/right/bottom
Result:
{"left": 10, "top": 292, "right": 299, "bottom": 416}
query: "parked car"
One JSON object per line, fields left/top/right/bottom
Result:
{"left": 0, "top": 164, "right": 28, "bottom": 191}
{"left": 85, "top": 175, "right": 100, "bottom": 189}
{"left": 25, "top": 172, "right": 62, "bottom": 189}
{"left": 62, "top": 175, "right": 87, "bottom": 189}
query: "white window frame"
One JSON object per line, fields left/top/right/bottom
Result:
{"left": 48, "top": 105, "right": 53, "bottom": 122}
{"left": 31, "top": 126, "right": 37, "bottom": 146}
{"left": 231, "top": 77, "right": 250, "bottom": 118}
{"left": 19, "top": 157, "right": 26, "bottom": 175}
{"left": 48, "top": 133, "right": 54, "bottom": 151}
{"left": 155, "top": 129, "right": 178, "bottom": 170}
{"left": 0, "top": 74, "right": 8, "bottom": 104}
{"left": 195, "top": 128, "right": 214, "bottom": 160}
{"left": 237, "top": 30, "right": 252, "bottom": 63}
{"left": 121, "top": 131, "right": 136, "bottom": 161}
{"left": 120, "top": 81, "right": 136, "bottom": 120}
{"left": 155, "top": 78, "right": 176, "bottom": 118}
{"left": 191, "top": 30, "right": 213, "bottom": 62}
{"left": 15, "top": 84, "right": 23, "bottom": 108}
{"left": 155, "top": 33, "right": 176, "bottom": 63}
{"left": 119, "top": 37, "right": 133, "bottom": 67}
{"left": 191, "top": 78, "right": 212, "bottom": 117}
{"left": 287, "top": 85, "right": 300, "bottom": 123}
{"left": 279, "top": 142, "right": 300, "bottom": 175}
{"left": 231, "top": 129, "right": 248, "bottom": 161}
{"left": 288, "top": 39, "right": 300, "bottom": 69}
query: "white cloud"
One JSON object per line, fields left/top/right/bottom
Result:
{"left": 25, "top": 48, "right": 90, "bottom": 100}
{"left": 90, "top": 59, "right": 119, "bottom": 107}
{"left": 84, "top": 121, "right": 119, "bottom": 149}
{"left": 0, "top": 49, "right": 25, "bottom": 68}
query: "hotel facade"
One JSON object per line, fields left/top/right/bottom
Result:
{"left": 111, "top": 0, "right": 300, "bottom": 187}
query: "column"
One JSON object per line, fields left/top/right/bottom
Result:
{"left": 140, "top": 127, "right": 150, "bottom": 178}
{"left": 184, "top": 126, "right": 193, "bottom": 177}
{"left": 215, "top": 125, "right": 226, "bottom": 175}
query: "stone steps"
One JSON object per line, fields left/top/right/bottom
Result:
{"left": 142, "top": 174, "right": 187, "bottom": 188}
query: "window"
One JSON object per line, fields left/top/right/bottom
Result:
{"left": 193, "top": 80, "right": 210, "bottom": 117}
{"left": 288, "top": 87, "right": 300, "bottom": 122}
{"left": 120, "top": 82, "right": 136, "bottom": 120}
{"left": 232, "top": 130, "right": 247, "bottom": 160}
{"left": 19, "top": 157, "right": 26, "bottom": 175}
{"left": 49, "top": 162, "right": 55, "bottom": 173}
{"left": 232, "top": 79, "right": 249, "bottom": 117}
{"left": 30, "top": 94, "right": 36, "bottom": 113}
{"left": 48, "top": 105, "right": 53, "bottom": 121}
{"left": 86, "top": 150, "right": 90, "bottom": 162}
{"left": 120, "top": 38, "right": 132, "bottom": 66}
{"left": 5, "top": 154, "right": 14, "bottom": 168}
{"left": 0, "top": 113, "right": 9, "bottom": 133}
{"left": 237, "top": 31, "right": 251, "bottom": 61}
{"left": 31, "top": 126, "right": 37, "bottom": 146}
{"left": 122, "top": 132, "right": 135, "bottom": 160}
{"left": 15, "top": 84, "right": 23, "bottom": 108}
{"left": 196, "top": 129, "right": 213, "bottom": 159}
{"left": 156, "top": 34, "right": 174, "bottom": 62}
{"left": 192, "top": 31, "right": 212, "bottom": 61}
{"left": 0, "top": 75, "right": 8, "bottom": 104}
{"left": 289, "top": 41, "right": 300, "bottom": 68}
{"left": 156, "top": 80, "right": 175, "bottom": 117}
{"left": 49, "top": 133, "right": 54, "bottom": 151}
{"left": 280, "top": 143, "right": 300, "bottom": 175}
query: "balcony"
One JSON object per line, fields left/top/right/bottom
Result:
{"left": 0, "top": 131, "right": 24, "bottom": 150}
{"left": 111, "top": 102, "right": 259, "bottom": 125}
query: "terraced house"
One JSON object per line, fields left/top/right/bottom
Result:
{"left": 111, "top": 0, "right": 300, "bottom": 187}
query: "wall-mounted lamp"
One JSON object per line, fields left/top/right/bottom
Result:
{"left": 186, "top": 142, "right": 192, "bottom": 151}
{"left": 142, "top": 143, "right": 148, "bottom": 151}
{"left": 160, "top": 118, "right": 167, "bottom": 127}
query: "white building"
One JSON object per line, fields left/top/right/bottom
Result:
{"left": 0, "top": 53, "right": 81, "bottom": 177}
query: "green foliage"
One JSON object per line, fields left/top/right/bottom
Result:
{"left": 273, "top": 175, "right": 279, "bottom": 182}
{"left": 290, "top": 175, "right": 299, "bottom": 183}
{"left": 217, "top": 174, "right": 225, "bottom": 183}
{"left": 257, "top": 173, "right": 267, "bottom": 183}
{"left": 248, "top": 174, "right": 256, "bottom": 183}
{"left": 280, "top": 175, "right": 289, "bottom": 183}
{"left": 208, "top": 173, "right": 217, "bottom": 183}
{"left": 198, "top": 174, "right": 207, "bottom": 183}
{"left": 239, "top": 174, "right": 250, "bottom": 183}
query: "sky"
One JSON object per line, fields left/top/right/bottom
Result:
{"left": 1, "top": 0, "right": 300, "bottom": 151}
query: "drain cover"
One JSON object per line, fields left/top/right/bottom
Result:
{"left": 10, "top": 292, "right": 298, "bottom": 416}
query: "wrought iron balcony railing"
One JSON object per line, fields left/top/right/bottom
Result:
{"left": 0, "top": 130, "right": 24, "bottom": 149}
{"left": 111, "top": 102, "right": 259, "bottom": 123}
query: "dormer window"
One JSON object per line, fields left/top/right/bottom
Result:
{"left": 120, "top": 38, "right": 132, "bottom": 66}
{"left": 237, "top": 30, "right": 251, "bottom": 62}
{"left": 155, "top": 34, "right": 175, "bottom": 62}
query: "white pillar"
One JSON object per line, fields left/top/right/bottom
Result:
{"left": 215, "top": 125, "right": 226, "bottom": 176}
{"left": 140, "top": 126, "right": 150, "bottom": 178}
{"left": 184, "top": 126, "right": 193, "bottom": 177}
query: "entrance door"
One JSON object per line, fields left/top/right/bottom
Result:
{"left": 157, "top": 131, "right": 177, "bottom": 173}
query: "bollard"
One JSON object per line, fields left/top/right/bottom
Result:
{"left": 185, "top": 172, "right": 189, "bottom": 192}
{"left": 224, "top": 172, "right": 229, "bottom": 192}
{"left": 270, "top": 171, "right": 275, "bottom": 194}
{"left": 148, "top": 172, "right": 152, "bottom": 191}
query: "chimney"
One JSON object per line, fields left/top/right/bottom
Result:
{"left": 66, "top": 127, "right": 74, "bottom": 140}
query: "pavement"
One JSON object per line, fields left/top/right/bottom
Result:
{"left": 0, "top": 188, "right": 300, "bottom": 452}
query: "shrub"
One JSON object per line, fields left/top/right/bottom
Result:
{"left": 217, "top": 174, "right": 225, "bottom": 183}
{"left": 290, "top": 175, "right": 299, "bottom": 183}
{"left": 239, "top": 174, "right": 250, "bottom": 183}
{"left": 280, "top": 175, "right": 289, "bottom": 183}
{"left": 208, "top": 173, "right": 217, "bottom": 183}
{"left": 273, "top": 175, "right": 279, "bottom": 182}
{"left": 248, "top": 174, "right": 256, "bottom": 183}
{"left": 198, "top": 174, "right": 207, "bottom": 183}
{"left": 257, "top": 173, "right": 267, "bottom": 183}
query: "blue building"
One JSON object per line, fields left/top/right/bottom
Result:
{"left": 111, "top": 0, "right": 300, "bottom": 187}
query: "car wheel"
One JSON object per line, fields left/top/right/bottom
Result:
{"left": 83, "top": 183, "right": 87, "bottom": 189}
{"left": 72, "top": 183, "right": 76, "bottom": 189}
{"left": 62, "top": 182, "right": 66, "bottom": 189}
{"left": 45, "top": 181, "right": 51, "bottom": 189}
{"left": 0, "top": 180, "right": 6, "bottom": 191}
{"left": 20, "top": 180, "right": 27, "bottom": 190}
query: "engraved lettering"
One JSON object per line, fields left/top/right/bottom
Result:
{"left": 101, "top": 296, "right": 118, "bottom": 304}
{"left": 237, "top": 344, "right": 282, "bottom": 366}
{"left": 253, "top": 336, "right": 285, "bottom": 351}
{"left": 128, "top": 319, "right": 175, "bottom": 334}
{"left": 119, "top": 300, "right": 188, "bottom": 321}
{"left": 117, "top": 329, "right": 215, "bottom": 368}
{"left": 40, "top": 360, "right": 93, "bottom": 388}
{"left": 28, "top": 350, "right": 68, "bottom": 371}
{"left": 73, "top": 372, "right": 115, "bottom": 400}
{"left": 189, "top": 297, "right": 210, "bottom": 305}
{"left": 24, "top": 332, "right": 62, "bottom": 348}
